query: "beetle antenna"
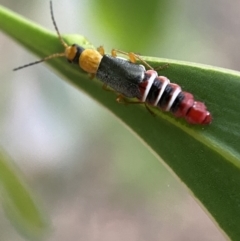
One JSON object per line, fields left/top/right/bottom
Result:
{"left": 13, "top": 1, "right": 68, "bottom": 71}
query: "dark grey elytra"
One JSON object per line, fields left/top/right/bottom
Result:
{"left": 96, "top": 55, "right": 146, "bottom": 98}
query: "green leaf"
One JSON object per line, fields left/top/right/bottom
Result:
{"left": 0, "top": 150, "right": 49, "bottom": 241}
{"left": 1, "top": 3, "right": 240, "bottom": 241}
